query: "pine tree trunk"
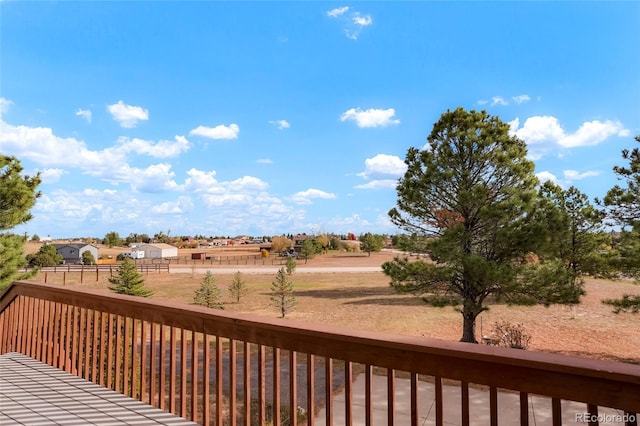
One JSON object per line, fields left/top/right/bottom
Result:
{"left": 460, "top": 309, "right": 479, "bottom": 343}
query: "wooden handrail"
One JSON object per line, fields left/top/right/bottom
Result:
{"left": 1, "top": 280, "right": 639, "bottom": 423}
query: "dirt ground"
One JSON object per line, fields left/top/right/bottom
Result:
{"left": 27, "top": 243, "right": 640, "bottom": 365}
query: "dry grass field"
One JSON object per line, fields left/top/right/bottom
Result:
{"left": 25, "top": 242, "right": 640, "bottom": 365}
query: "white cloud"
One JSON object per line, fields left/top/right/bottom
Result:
{"left": 356, "top": 154, "right": 405, "bottom": 190}
{"left": 340, "top": 107, "right": 400, "bottom": 128}
{"left": 269, "top": 119, "right": 290, "bottom": 129}
{"left": 189, "top": 123, "right": 240, "bottom": 140}
{"left": 353, "top": 13, "right": 372, "bottom": 26}
{"left": 151, "top": 196, "right": 194, "bottom": 215}
{"left": 0, "top": 117, "right": 193, "bottom": 190}
{"left": 536, "top": 169, "right": 601, "bottom": 188}
{"left": 290, "top": 188, "right": 337, "bottom": 205}
{"left": 558, "top": 120, "right": 629, "bottom": 148}
{"left": 477, "top": 100, "right": 489, "bottom": 105}
{"left": 117, "top": 135, "right": 190, "bottom": 158}
{"left": 326, "top": 213, "right": 371, "bottom": 231}
{"left": 510, "top": 116, "right": 629, "bottom": 153}
{"left": 130, "top": 163, "right": 180, "bottom": 193}
{"left": 0, "top": 116, "right": 195, "bottom": 194}
{"left": 183, "top": 169, "right": 269, "bottom": 196}
{"left": 536, "top": 171, "right": 560, "bottom": 185}
{"left": 107, "top": 101, "right": 149, "bottom": 128}
{"left": 327, "top": 6, "right": 349, "bottom": 17}
{"left": 75, "top": 108, "right": 92, "bottom": 123}
{"left": 183, "top": 168, "right": 220, "bottom": 193}
{"left": 40, "top": 168, "right": 68, "bottom": 184}
{"left": 512, "top": 94, "right": 531, "bottom": 104}
{"left": 257, "top": 158, "right": 273, "bottom": 164}
{"left": 358, "top": 154, "right": 407, "bottom": 178}
{"left": 36, "top": 190, "right": 106, "bottom": 219}
{"left": 563, "top": 169, "right": 600, "bottom": 181}
{"left": 510, "top": 116, "right": 565, "bottom": 144}
{"left": 0, "top": 120, "right": 125, "bottom": 171}
{"left": 491, "top": 96, "right": 508, "bottom": 106}
{"left": 327, "top": 6, "right": 372, "bottom": 40}
{"left": 355, "top": 179, "right": 398, "bottom": 190}
{"left": 1, "top": 97, "right": 14, "bottom": 116}
{"left": 228, "top": 176, "right": 269, "bottom": 192}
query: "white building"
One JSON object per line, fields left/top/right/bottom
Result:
{"left": 135, "top": 243, "right": 178, "bottom": 259}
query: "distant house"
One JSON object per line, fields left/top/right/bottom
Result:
{"left": 135, "top": 243, "right": 178, "bottom": 259}
{"left": 52, "top": 244, "right": 99, "bottom": 264}
{"left": 293, "top": 234, "right": 311, "bottom": 253}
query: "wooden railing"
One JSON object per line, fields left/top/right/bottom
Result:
{"left": 1, "top": 281, "right": 638, "bottom": 425}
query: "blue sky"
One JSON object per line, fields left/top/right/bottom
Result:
{"left": 1, "top": 1, "right": 638, "bottom": 239}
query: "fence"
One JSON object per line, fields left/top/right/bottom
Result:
{"left": 1, "top": 281, "right": 639, "bottom": 425}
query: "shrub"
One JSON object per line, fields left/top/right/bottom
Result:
{"left": 490, "top": 321, "right": 531, "bottom": 350}
{"left": 81, "top": 250, "right": 96, "bottom": 265}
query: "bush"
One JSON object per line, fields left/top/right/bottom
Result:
{"left": 82, "top": 250, "right": 96, "bottom": 265}
{"left": 490, "top": 321, "right": 531, "bottom": 350}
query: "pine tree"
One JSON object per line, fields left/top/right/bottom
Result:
{"left": 108, "top": 258, "right": 152, "bottom": 297}
{"left": 270, "top": 268, "right": 296, "bottom": 318}
{"left": 228, "top": 271, "right": 248, "bottom": 303}
{"left": 285, "top": 257, "right": 297, "bottom": 275}
{"left": 194, "top": 271, "right": 223, "bottom": 309}
{"left": 0, "top": 156, "right": 41, "bottom": 230}
{"left": 359, "top": 233, "right": 386, "bottom": 256}
{"left": 384, "top": 108, "right": 584, "bottom": 343}
{"left": 600, "top": 135, "right": 640, "bottom": 312}
{"left": 0, "top": 155, "right": 41, "bottom": 291}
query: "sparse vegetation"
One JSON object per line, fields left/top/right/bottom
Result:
{"left": 490, "top": 321, "right": 531, "bottom": 350}
{"left": 603, "top": 294, "right": 640, "bottom": 314}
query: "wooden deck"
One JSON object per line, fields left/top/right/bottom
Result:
{"left": 0, "top": 352, "right": 197, "bottom": 426}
